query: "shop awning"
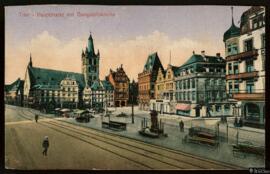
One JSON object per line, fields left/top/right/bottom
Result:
{"left": 60, "top": 108, "right": 71, "bottom": 112}
{"left": 175, "top": 103, "right": 191, "bottom": 111}
{"left": 74, "top": 110, "right": 89, "bottom": 114}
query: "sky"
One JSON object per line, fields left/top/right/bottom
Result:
{"left": 5, "top": 5, "right": 250, "bottom": 84}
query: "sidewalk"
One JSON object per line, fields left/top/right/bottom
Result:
{"left": 26, "top": 106, "right": 265, "bottom": 168}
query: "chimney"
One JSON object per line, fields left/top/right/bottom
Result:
{"left": 192, "top": 51, "right": 195, "bottom": 55}
{"left": 216, "top": 53, "right": 220, "bottom": 57}
{"left": 201, "top": 50, "right": 205, "bottom": 56}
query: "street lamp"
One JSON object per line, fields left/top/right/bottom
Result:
{"left": 131, "top": 79, "right": 135, "bottom": 124}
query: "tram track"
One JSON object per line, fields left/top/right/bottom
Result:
{"left": 15, "top": 107, "right": 243, "bottom": 169}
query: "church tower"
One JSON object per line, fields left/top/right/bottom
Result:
{"left": 81, "top": 33, "right": 100, "bottom": 86}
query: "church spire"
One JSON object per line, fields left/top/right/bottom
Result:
{"left": 88, "top": 32, "right": 95, "bottom": 56}
{"left": 231, "top": 6, "right": 235, "bottom": 26}
{"left": 28, "top": 53, "right": 32, "bottom": 67}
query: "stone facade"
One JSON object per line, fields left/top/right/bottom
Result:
{"left": 174, "top": 52, "right": 229, "bottom": 117}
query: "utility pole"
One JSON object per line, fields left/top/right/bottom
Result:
{"left": 131, "top": 80, "right": 135, "bottom": 124}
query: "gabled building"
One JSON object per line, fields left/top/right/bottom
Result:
{"left": 101, "top": 80, "right": 114, "bottom": 107}
{"left": 5, "top": 78, "right": 24, "bottom": 106}
{"left": 174, "top": 51, "right": 228, "bottom": 117}
{"left": 107, "top": 65, "right": 130, "bottom": 107}
{"left": 90, "top": 81, "right": 105, "bottom": 109}
{"left": 151, "top": 64, "right": 178, "bottom": 114}
{"left": 223, "top": 6, "right": 265, "bottom": 128}
{"left": 138, "top": 52, "right": 164, "bottom": 110}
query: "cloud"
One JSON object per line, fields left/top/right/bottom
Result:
{"left": 5, "top": 30, "right": 225, "bottom": 84}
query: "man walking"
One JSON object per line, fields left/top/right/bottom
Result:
{"left": 179, "top": 120, "right": 184, "bottom": 132}
{"left": 42, "top": 136, "right": 49, "bottom": 156}
{"left": 35, "top": 114, "right": 39, "bottom": 123}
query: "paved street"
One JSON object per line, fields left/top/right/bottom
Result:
{"left": 5, "top": 105, "right": 264, "bottom": 170}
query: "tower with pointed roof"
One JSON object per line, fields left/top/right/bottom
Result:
{"left": 28, "top": 53, "right": 33, "bottom": 67}
{"left": 81, "top": 33, "right": 100, "bottom": 87}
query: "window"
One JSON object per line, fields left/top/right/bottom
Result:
{"left": 261, "top": 34, "right": 265, "bottom": 48}
{"left": 244, "top": 39, "right": 253, "bottom": 52}
{"left": 252, "top": 14, "right": 264, "bottom": 29}
{"left": 246, "top": 59, "right": 254, "bottom": 72}
{"left": 179, "top": 92, "right": 182, "bottom": 100}
{"left": 227, "top": 44, "right": 231, "bottom": 53}
{"left": 187, "top": 79, "right": 190, "bottom": 89}
{"left": 233, "top": 62, "right": 239, "bottom": 74}
{"left": 192, "top": 79, "right": 195, "bottom": 88}
{"left": 234, "top": 81, "right": 239, "bottom": 93}
{"left": 192, "top": 91, "right": 196, "bottom": 101}
{"left": 246, "top": 80, "right": 254, "bottom": 93}
{"left": 229, "top": 82, "right": 233, "bottom": 94}
{"left": 262, "top": 55, "right": 265, "bottom": 71}
{"left": 228, "top": 63, "right": 233, "bottom": 74}
{"left": 187, "top": 91, "right": 190, "bottom": 100}
{"left": 179, "top": 81, "right": 182, "bottom": 89}
{"left": 215, "top": 105, "right": 221, "bottom": 112}
{"left": 213, "top": 79, "right": 216, "bottom": 86}
{"left": 227, "top": 43, "right": 238, "bottom": 56}
{"left": 183, "top": 92, "right": 186, "bottom": 100}
{"left": 183, "top": 81, "right": 186, "bottom": 89}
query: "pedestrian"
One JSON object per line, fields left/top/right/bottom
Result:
{"left": 35, "top": 114, "right": 39, "bottom": 123}
{"left": 180, "top": 120, "right": 184, "bottom": 132}
{"left": 239, "top": 117, "right": 243, "bottom": 127}
{"left": 42, "top": 136, "right": 49, "bottom": 156}
{"left": 234, "top": 117, "right": 238, "bottom": 127}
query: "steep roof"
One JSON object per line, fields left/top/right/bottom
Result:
{"left": 143, "top": 52, "right": 164, "bottom": 72}
{"left": 170, "top": 65, "right": 179, "bottom": 76}
{"left": 90, "top": 81, "right": 103, "bottom": 91}
{"left": 223, "top": 22, "right": 240, "bottom": 42}
{"left": 5, "top": 78, "right": 24, "bottom": 92}
{"left": 181, "top": 54, "right": 225, "bottom": 68}
{"left": 28, "top": 66, "right": 85, "bottom": 89}
{"left": 101, "top": 80, "right": 114, "bottom": 91}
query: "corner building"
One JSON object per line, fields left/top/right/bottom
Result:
{"left": 223, "top": 6, "right": 265, "bottom": 128}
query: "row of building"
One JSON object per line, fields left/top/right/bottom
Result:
{"left": 137, "top": 6, "right": 265, "bottom": 128}
{"left": 5, "top": 34, "right": 136, "bottom": 112}
{"left": 5, "top": 6, "right": 265, "bottom": 128}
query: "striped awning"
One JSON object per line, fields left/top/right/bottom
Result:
{"left": 175, "top": 103, "right": 191, "bottom": 111}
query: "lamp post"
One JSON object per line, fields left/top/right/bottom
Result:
{"left": 131, "top": 80, "right": 135, "bottom": 124}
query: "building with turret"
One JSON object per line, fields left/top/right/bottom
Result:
{"left": 223, "top": 6, "right": 265, "bottom": 128}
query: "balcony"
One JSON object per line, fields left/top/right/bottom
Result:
{"left": 232, "top": 93, "right": 265, "bottom": 101}
{"left": 226, "top": 71, "right": 258, "bottom": 80}
{"left": 226, "top": 49, "right": 258, "bottom": 62}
